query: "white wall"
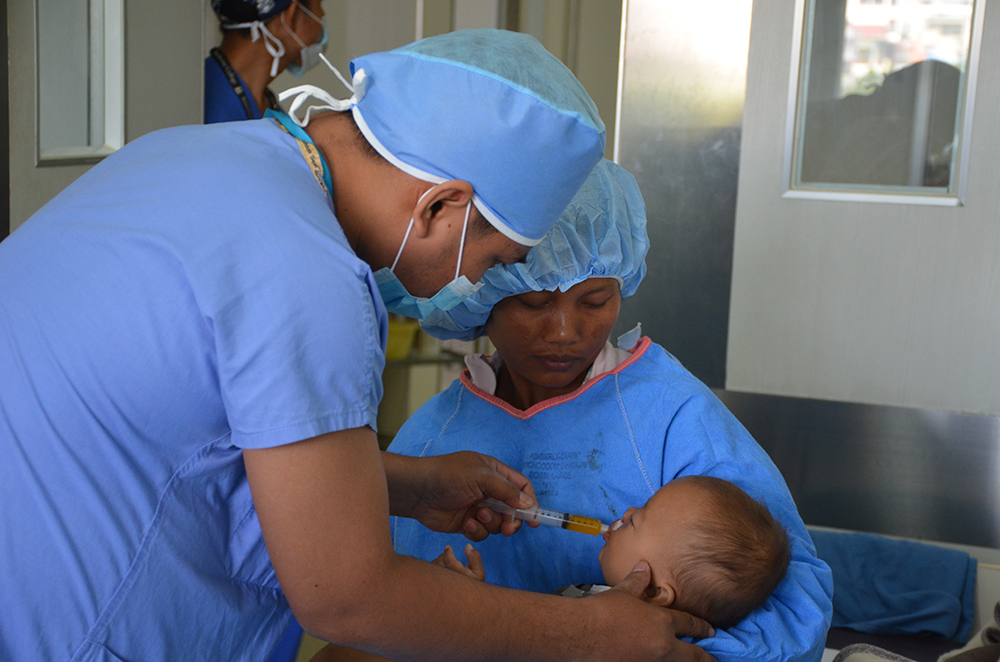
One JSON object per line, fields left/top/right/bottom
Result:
{"left": 727, "top": 0, "right": 1000, "bottom": 416}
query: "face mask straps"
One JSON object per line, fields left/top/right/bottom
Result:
{"left": 389, "top": 187, "right": 472, "bottom": 283}
{"left": 222, "top": 19, "right": 285, "bottom": 78}
{"left": 278, "top": 59, "right": 366, "bottom": 127}
{"left": 454, "top": 198, "right": 472, "bottom": 280}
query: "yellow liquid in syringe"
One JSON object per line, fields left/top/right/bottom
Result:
{"left": 564, "top": 514, "right": 606, "bottom": 536}
{"left": 479, "top": 498, "right": 610, "bottom": 536}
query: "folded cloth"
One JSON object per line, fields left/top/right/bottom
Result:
{"left": 810, "top": 530, "right": 977, "bottom": 641}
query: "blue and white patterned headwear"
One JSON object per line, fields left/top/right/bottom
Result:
{"left": 212, "top": 0, "right": 300, "bottom": 77}
{"left": 279, "top": 29, "right": 606, "bottom": 247}
{"left": 419, "top": 159, "right": 649, "bottom": 341}
{"left": 211, "top": 0, "right": 293, "bottom": 25}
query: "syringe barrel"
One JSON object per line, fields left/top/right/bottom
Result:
{"left": 516, "top": 507, "right": 605, "bottom": 536}
{"left": 478, "top": 498, "right": 607, "bottom": 536}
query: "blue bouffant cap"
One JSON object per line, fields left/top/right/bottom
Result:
{"left": 420, "top": 159, "right": 649, "bottom": 341}
{"left": 212, "top": 0, "right": 293, "bottom": 24}
{"left": 349, "top": 29, "right": 606, "bottom": 246}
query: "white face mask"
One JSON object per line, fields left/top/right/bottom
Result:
{"left": 282, "top": 4, "right": 327, "bottom": 77}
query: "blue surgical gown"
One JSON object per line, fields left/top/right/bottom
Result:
{"left": 389, "top": 338, "right": 834, "bottom": 662}
{"left": 0, "top": 119, "right": 387, "bottom": 662}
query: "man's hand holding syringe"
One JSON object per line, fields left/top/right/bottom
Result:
{"left": 299, "top": 449, "right": 716, "bottom": 662}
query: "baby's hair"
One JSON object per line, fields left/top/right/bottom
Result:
{"left": 669, "top": 476, "right": 791, "bottom": 630}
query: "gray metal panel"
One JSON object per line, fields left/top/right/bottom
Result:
{"left": 616, "top": 0, "right": 1000, "bottom": 550}
{"left": 716, "top": 389, "right": 1000, "bottom": 549}
{"left": 613, "top": 0, "right": 753, "bottom": 387}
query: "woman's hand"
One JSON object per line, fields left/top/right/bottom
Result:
{"left": 382, "top": 450, "right": 537, "bottom": 541}
{"left": 432, "top": 544, "right": 486, "bottom": 581}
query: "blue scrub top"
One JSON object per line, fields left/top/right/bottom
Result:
{"left": 205, "top": 53, "right": 265, "bottom": 123}
{"left": 389, "top": 338, "right": 834, "bottom": 662}
{"left": 0, "top": 118, "right": 388, "bottom": 662}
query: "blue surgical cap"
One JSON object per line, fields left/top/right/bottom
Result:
{"left": 212, "top": 0, "right": 294, "bottom": 24}
{"left": 420, "top": 159, "right": 649, "bottom": 341}
{"left": 349, "top": 29, "right": 606, "bottom": 246}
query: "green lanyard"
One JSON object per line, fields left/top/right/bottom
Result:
{"left": 265, "top": 109, "right": 334, "bottom": 201}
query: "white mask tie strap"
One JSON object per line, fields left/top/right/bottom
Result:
{"left": 224, "top": 20, "right": 285, "bottom": 77}
{"left": 278, "top": 67, "right": 368, "bottom": 127}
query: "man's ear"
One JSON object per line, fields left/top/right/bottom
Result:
{"left": 644, "top": 582, "right": 676, "bottom": 608}
{"left": 411, "top": 180, "right": 475, "bottom": 238}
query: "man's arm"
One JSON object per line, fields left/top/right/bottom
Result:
{"left": 244, "top": 427, "right": 716, "bottom": 662}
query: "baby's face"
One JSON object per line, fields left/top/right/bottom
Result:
{"left": 598, "top": 477, "right": 707, "bottom": 587}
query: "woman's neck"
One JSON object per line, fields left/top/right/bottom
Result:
{"left": 493, "top": 364, "right": 590, "bottom": 411}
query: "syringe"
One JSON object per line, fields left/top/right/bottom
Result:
{"left": 478, "top": 498, "right": 610, "bottom": 536}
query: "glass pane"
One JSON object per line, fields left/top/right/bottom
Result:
{"left": 36, "top": 0, "right": 123, "bottom": 162}
{"left": 794, "top": 0, "right": 975, "bottom": 193}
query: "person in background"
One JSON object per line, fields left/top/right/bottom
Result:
{"left": 0, "top": 29, "right": 716, "bottom": 662}
{"left": 387, "top": 158, "right": 834, "bottom": 662}
{"left": 206, "top": 3, "right": 328, "bottom": 657}
{"left": 206, "top": 0, "right": 327, "bottom": 124}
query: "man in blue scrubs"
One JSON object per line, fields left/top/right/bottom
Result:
{"left": 206, "top": 0, "right": 326, "bottom": 123}
{"left": 0, "top": 29, "right": 716, "bottom": 662}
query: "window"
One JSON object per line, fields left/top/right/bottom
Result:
{"left": 36, "top": 0, "right": 124, "bottom": 164}
{"left": 786, "top": 0, "right": 982, "bottom": 203}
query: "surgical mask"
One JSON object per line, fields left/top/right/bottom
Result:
{"left": 283, "top": 5, "right": 327, "bottom": 77}
{"left": 373, "top": 190, "right": 484, "bottom": 320}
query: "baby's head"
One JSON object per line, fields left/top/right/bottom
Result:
{"left": 598, "top": 475, "right": 790, "bottom": 629}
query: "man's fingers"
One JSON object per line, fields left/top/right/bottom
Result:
{"left": 475, "top": 505, "right": 504, "bottom": 535}
{"left": 499, "top": 516, "right": 523, "bottom": 536}
{"left": 672, "top": 638, "right": 718, "bottom": 662}
{"left": 461, "top": 517, "right": 489, "bottom": 542}
{"left": 665, "top": 608, "right": 715, "bottom": 641}
{"left": 611, "top": 561, "right": 653, "bottom": 597}
{"left": 610, "top": 561, "right": 716, "bottom": 642}
{"left": 476, "top": 454, "right": 536, "bottom": 506}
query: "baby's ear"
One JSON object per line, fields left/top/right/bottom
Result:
{"left": 644, "top": 582, "right": 676, "bottom": 608}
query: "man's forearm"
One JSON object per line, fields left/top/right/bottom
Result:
{"left": 248, "top": 435, "right": 712, "bottom": 662}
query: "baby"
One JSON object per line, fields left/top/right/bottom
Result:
{"left": 442, "top": 475, "right": 791, "bottom": 630}
{"left": 322, "top": 476, "right": 790, "bottom": 662}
